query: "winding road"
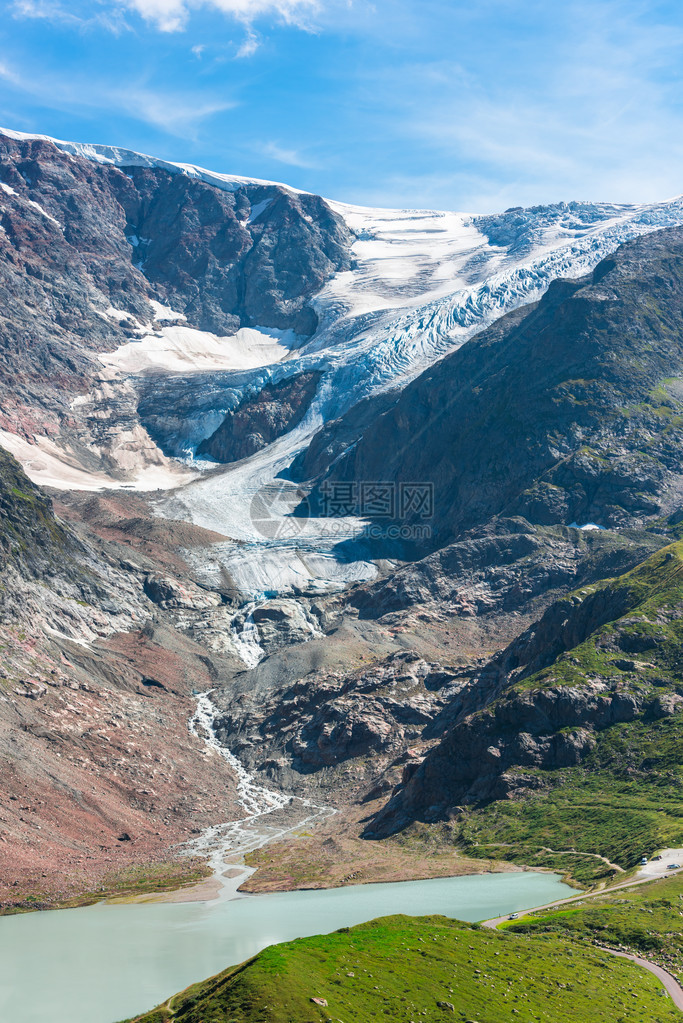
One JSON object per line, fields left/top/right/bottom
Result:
{"left": 482, "top": 853, "right": 683, "bottom": 1012}
{"left": 598, "top": 948, "right": 683, "bottom": 1011}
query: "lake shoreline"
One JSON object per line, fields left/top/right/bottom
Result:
{"left": 0, "top": 870, "right": 577, "bottom": 1023}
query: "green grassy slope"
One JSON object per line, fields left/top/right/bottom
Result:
{"left": 122, "top": 914, "right": 680, "bottom": 1023}
{"left": 402, "top": 541, "right": 683, "bottom": 884}
{"left": 510, "top": 871, "right": 683, "bottom": 981}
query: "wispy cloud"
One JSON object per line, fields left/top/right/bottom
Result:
{"left": 121, "top": 0, "right": 322, "bottom": 33}
{"left": 12, "top": 0, "right": 131, "bottom": 33}
{"left": 347, "top": 1, "right": 683, "bottom": 209}
{"left": 0, "top": 62, "right": 23, "bottom": 87}
{"left": 7, "top": 0, "right": 683, "bottom": 211}
{"left": 235, "top": 28, "right": 260, "bottom": 58}
{"left": 117, "top": 88, "right": 236, "bottom": 136}
{"left": 12, "top": 0, "right": 333, "bottom": 38}
{"left": 261, "top": 141, "right": 320, "bottom": 168}
{"left": 0, "top": 57, "right": 235, "bottom": 138}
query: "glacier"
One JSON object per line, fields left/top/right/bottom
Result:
{"left": 6, "top": 128, "right": 683, "bottom": 596}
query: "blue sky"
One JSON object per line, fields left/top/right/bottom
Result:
{"left": 2, "top": 0, "right": 683, "bottom": 211}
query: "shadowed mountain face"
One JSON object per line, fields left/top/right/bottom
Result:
{"left": 312, "top": 228, "right": 683, "bottom": 543}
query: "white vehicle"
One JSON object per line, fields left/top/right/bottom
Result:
{"left": 641, "top": 857, "right": 649, "bottom": 865}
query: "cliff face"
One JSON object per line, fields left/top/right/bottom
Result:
{"left": 0, "top": 133, "right": 351, "bottom": 459}
{"left": 196, "top": 371, "right": 322, "bottom": 464}
{"left": 312, "top": 229, "right": 683, "bottom": 542}
{"left": 369, "top": 541, "right": 683, "bottom": 870}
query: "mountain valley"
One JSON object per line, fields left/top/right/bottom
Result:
{"left": 4, "top": 124, "right": 683, "bottom": 1019}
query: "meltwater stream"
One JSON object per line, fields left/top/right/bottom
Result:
{"left": 0, "top": 694, "right": 575, "bottom": 1023}
{"left": 186, "top": 689, "right": 334, "bottom": 889}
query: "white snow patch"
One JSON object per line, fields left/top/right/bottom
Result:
{"left": 0, "top": 181, "right": 61, "bottom": 228}
{"left": 101, "top": 305, "right": 146, "bottom": 331}
{"left": 0, "top": 429, "right": 196, "bottom": 492}
{"left": 149, "top": 298, "right": 187, "bottom": 323}
{"left": 247, "top": 197, "right": 273, "bottom": 223}
{"left": 569, "top": 522, "right": 607, "bottom": 531}
{"left": 99, "top": 324, "right": 298, "bottom": 375}
{"left": 26, "top": 198, "right": 61, "bottom": 228}
{"left": 104, "top": 305, "right": 130, "bottom": 321}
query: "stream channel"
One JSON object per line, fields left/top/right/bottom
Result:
{"left": 0, "top": 692, "right": 574, "bottom": 1023}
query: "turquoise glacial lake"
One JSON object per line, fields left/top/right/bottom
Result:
{"left": 0, "top": 870, "right": 573, "bottom": 1023}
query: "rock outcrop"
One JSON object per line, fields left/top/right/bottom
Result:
{"left": 196, "top": 372, "right": 322, "bottom": 464}
{"left": 368, "top": 540, "right": 683, "bottom": 839}
{"left": 211, "top": 649, "right": 465, "bottom": 793}
{"left": 346, "top": 517, "right": 665, "bottom": 620}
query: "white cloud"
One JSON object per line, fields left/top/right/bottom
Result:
{"left": 12, "top": 0, "right": 85, "bottom": 24}
{"left": 235, "top": 28, "right": 260, "bottom": 57}
{"left": 261, "top": 140, "right": 319, "bottom": 167}
{"left": 347, "top": 2, "right": 683, "bottom": 210}
{"left": 0, "top": 62, "right": 23, "bottom": 86}
{"left": 12, "top": 0, "right": 130, "bottom": 32}
{"left": 0, "top": 57, "right": 235, "bottom": 138}
{"left": 116, "top": 87, "right": 236, "bottom": 136}
{"left": 121, "top": 0, "right": 321, "bottom": 33}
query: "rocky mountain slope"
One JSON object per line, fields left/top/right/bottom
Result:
{"left": 314, "top": 227, "right": 683, "bottom": 544}
{"left": 0, "top": 450, "right": 257, "bottom": 908}
{"left": 368, "top": 539, "right": 683, "bottom": 882}
{"left": 7, "top": 125, "right": 683, "bottom": 904}
{"left": 0, "top": 130, "right": 351, "bottom": 489}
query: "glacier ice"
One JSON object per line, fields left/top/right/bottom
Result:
{"left": 6, "top": 128, "right": 683, "bottom": 594}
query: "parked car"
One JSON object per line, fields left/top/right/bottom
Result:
{"left": 652, "top": 855, "right": 662, "bottom": 861}
{"left": 667, "top": 863, "right": 681, "bottom": 870}
{"left": 641, "top": 857, "right": 649, "bottom": 865}
{"left": 508, "top": 913, "right": 519, "bottom": 920}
